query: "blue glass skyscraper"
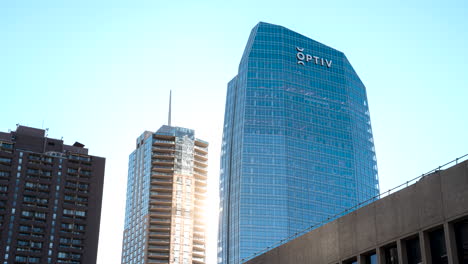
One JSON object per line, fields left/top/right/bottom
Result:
{"left": 218, "top": 22, "right": 379, "bottom": 264}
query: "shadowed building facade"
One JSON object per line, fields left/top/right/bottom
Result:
{"left": 218, "top": 22, "right": 379, "bottom": 263}
{"left": 121, "top": 125, "right": 208, "bottom": 264}
{"left": 0, "top": 126, "right": 105, "bottom": 264}
{"left": 244, "top": 159, "right": 468, "bottom": 264}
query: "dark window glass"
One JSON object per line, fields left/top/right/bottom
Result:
{"left": 429, "top": 228, "right": 448, "bottom": 264}
{"left": 454, "top": 219, "right": 468, "bottom": 264}
{"left": 385, "top": 245, "right": 399, "bottom": 264}
{"left": 15, "top": 255, "right": 27, "bottom": 262}
{"left": 365, "top": 253, "right": 377, "bottom": 264}
{"left": 29, "top": 257, "right": 40, "bottom": 263}
{"left": 406, "top": 237, "right": 422, "bottom": 264}
{"left": 344, "top": 258, "right": 357, "bottom": 264}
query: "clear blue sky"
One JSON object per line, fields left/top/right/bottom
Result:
{"left": 2, "top": 1, "right": 467, "bottom": 263}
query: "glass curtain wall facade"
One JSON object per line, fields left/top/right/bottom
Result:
{"left": 218, "top": 22, "right": 379, "bottom": 264}
{"left": 121, "top": 126, "right": 208, "bottom": 264}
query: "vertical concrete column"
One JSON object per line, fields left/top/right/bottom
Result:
{"left": 357, "top": 254, "right": 365, "bottom": 264}
{"left": 421, "top": 231, "right": 432, "bottom": 264}
{"left": 443, "top": 222, "right": 458, "bottom": 264}
{"left": 377, "top": 247, "right": 384, "bottom": 264}
{"left": 418, "top": 231, "right": 428, "bottom": 264}
{"left": 396, "top": 240, "right": 404, "bottom": 264}
{"left": 399, "top": 239, "right": 408, "bottom": 264}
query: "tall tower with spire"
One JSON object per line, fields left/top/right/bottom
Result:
{"left": 168, "top": 90, "right": 172, "bottom": 127}
{"left": 121, "top": 93, "right": 209, "bottom": 264}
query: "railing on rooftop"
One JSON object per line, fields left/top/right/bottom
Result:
{"left": 241, "top": 153, "right": 468, "bottom": 263}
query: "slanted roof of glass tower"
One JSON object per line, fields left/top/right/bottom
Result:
{"left": 218, "top": 22, "right": 379, "bottom": 264}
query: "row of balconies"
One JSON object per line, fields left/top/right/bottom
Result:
{"left": 193, "top": 231, "right": 205, "bottom": 238}
{"left": 193, "top": 159, "right": 207, "bottom": 167}
{"left": 149, "top": 222, "right": 171, "bottom": 228}
{"left": 69, "top": 154, "right": 92, "bottom": 165}
{"left": 150, "top": 185, "right": 173, "bottom": 192}
{"left": 151, "top": 198, "right": 172, "bottom": 205}
{"left": 194, "top": 170, "right": 207, "bottom": 178}
{"left": 193, "top": 249, "right": 205, "bottom": 258}
{"left": 152, "top": 152, "right": 174, "bottom": 158}
{"left": 151, "top": 178, "right": 172, "bottom": 189}
{"left": 193, "top": 256, "right": 205, "bottom": 263}
{"left": 194, "top": 151, "right": 207, "bottom": 160}
{"left": 193, "top": 235, "right": 205, "bottom": 243}
{"left": 152, "top": 174, "right": 173, "bottom": 180}
{"left": 153, "top": 138, "right": 175, "bottom": 146}
{"left": 149, "top": 218, "right": 171, "bottom": 225}
{"left": 148, "top": 244, "right": 169, "bottom": 251}
{"left": 147, "top": 252, "right": 169, "bottom": 259}
{"left": 152, "top": 159, "right": 174, "bottom": 166}
{"left": 194, "top": 144, "right": 208, "bottom": 154}
{"left": 193, "top": 242, "right": 205, "bottom": 249}
{"left": 195, "top": 178, "right": 207, "bottom": 187}
{"left": 150, "top": 194, "right": 172, "bottom": 201}
{"left": 147, "top": 252, "right": 169, "bottom": 258}
{"left": 149, "top": 230, "right": 170, "bottom": 237}
{"left": 194, "top": 203, "right": 205, "bottom": 214}
{"left": 149, "top": 209, "right": 171, "bottom": 217}
{"left": 193, "top": 164, "right": 207, "bottom": 174}
{"left": 194, "top": 139, "right": 208, "bottom": 148}
{"left": 148, "top": 238, "right": 170, "bottom": 244}
{"left": 153, "top": 134, "right": 175, "bottom": 141}
{"left": 146, "top": 258, "right": 169, "bottom": 264}
{"left": 151, "top": 172, "right": 173, "bottom": 178}
{"left": 193, "top": 220, "right": 205, "bottom": 232}
{"left": 151, "top": 153, "right": 207, "bottom": 162}
{"left": 152, "top": 165, "right": 174, "bottom": 173}
{"left": 194, "top": 187, "right": 207, "bottom": 195}
{"left": 147, "top": 258, "right": 169, "bottom": 264}
{"left": 152, "top": 146, "right": 175, "bottom": 153}
{"left": 193, "top": 208, "right": 205, "bottom": 219}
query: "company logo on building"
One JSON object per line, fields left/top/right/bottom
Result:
{"left": 296, "top": 47, "right": 332, "bottom": 68}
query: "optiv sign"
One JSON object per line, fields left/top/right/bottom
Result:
{"left": 296, "top": 47, "right": 332, "bottom": 68}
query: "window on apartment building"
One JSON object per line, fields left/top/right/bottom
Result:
{"left": 0, "top": 185, "right": 7, "bottom": 192}
{"left": 405, "top": 236, "right": 422, "bottom": 264}
{"left": 15, "top": 255, "right": 40, "bottom": 263}
{"left": 454, "top": 218, "right": 468, "bottom": 264}
{"left": 0, "top": 170, "right": 10, "bottom": 178}
{"left": 0, "top": 142, "right": 13, "bottom": 152}
{"left": 429, "top": 228, "right": 448, "bottom": 264}
{"left": 0, "top": 157, "right": 11, "bottom": 164}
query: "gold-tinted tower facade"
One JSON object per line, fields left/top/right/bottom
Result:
{"left": 121, "top": 125, "right": 208, "bottom": 264}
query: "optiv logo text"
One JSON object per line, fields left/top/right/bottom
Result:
{"left": 296, "top": 47, "right": 332, "bottom": 68}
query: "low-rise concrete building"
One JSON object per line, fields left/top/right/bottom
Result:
{"left": 246, "top": 159, "right": 468, "bottom": 264}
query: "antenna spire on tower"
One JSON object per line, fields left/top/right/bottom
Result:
{"left": 168, "top": 90, "right": 172, "bottom": 126}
